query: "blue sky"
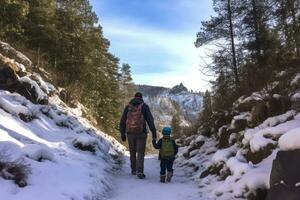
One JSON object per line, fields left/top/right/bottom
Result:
{"left": 90, "top": 0, "right": 214, "bottom": 92}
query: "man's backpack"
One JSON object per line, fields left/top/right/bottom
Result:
{"left": 160, "top": 138, "right": 175, "bottom": 159}
{"left": 126, "top": 103, "right": 144, "bottom": 134}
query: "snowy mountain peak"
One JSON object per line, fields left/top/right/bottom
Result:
{"left": 136, "top": 85, "right": 203, "bottom": 129}
{"left": 170, "top": 83, "right": 188, "bottom": 94}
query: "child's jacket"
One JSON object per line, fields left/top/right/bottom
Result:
{"left": 153, "top": 136, "right": 178, "bottom": 160}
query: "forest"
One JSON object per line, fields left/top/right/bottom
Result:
{"left": 0, "top": 0, "right": 135, "bottom": 137}
{"left": 198, "top": 0, "right": 300, "bottom": 122}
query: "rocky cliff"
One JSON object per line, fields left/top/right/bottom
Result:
{"left": 136, "top": 84, "right": 203, "bottom": 130}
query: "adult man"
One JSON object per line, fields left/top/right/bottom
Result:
{"left": 119, "top": 92, "right": 157, "bottom": 179}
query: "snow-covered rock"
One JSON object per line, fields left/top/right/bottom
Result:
{"left": 136, "top": 84, "right": 203, "bottom": 129}
{"left": 174, "top": 52, "right": 300, "bottom": 200}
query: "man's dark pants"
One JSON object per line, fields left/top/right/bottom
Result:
{"left": 127, "top": 133, "right": 147, "bottom": 173}
{"left": 160, "top": 158, "right": 174, "bottom": 175}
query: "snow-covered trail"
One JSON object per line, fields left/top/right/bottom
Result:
{"left": 109, "top": 154, "right": 200, "bottom": 200}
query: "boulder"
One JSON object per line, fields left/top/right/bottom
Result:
{"left": 15, "top": 81, "right": 48, "bottom": 105}
{"left": 244, "top": 143, "right": 276, "bottom": 164}
{"left": 231, "top": 118, "right": 248, "bottom": 132}
{"left": 267, "top": 150, "right": 300, "bottom": 200}
{"left": 237, "top": 98, "right": 261, "bottom": 112}
{"left": 200, "top": 163, "right": 224, "bottom": 179}
{"left": 250, "top": 101, "right": 268, "bottom": 126}
{"left": 0, "top": 54, "right": 19, "bottom": 90}
{"left": 266, "top": 96, "right": 291, "bottom": 117}
{"left": 218, "top": 128, "right": 235, "bottom": 148}
{"left": 0, "top": 41, "right": 32, "bottom": 67}
{"left": 184, "top": 140, "right": 205, "bottom": 158}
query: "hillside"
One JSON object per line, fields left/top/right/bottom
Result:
{"left": 0, "top": 41, "right": 125, "bottom": 199}
{"left": 176, "top": 70, "right": 300, "bottom": 199}
{"left": 136, "top": 84, "right": 203, "bottom": 130}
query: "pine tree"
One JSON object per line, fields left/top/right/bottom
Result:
{"left": 195, "top": 0, "right": 239, "bottom": 88}
{"left": 119, "top": 63, "right": 136, "bottom": 107}
{"left": 0, "top": 0, "right": 29, "bottom": 42}
{"left": 171, "top": 113, "right": 181, "bottom": 140}
{"left": 201, "top": 90, "right": 213, "bottom": 122}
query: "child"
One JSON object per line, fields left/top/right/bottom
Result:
{"left": 152, "top": 127, "right": 178, "bottom": 183}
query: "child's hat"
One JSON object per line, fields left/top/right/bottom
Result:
{"left": 162, "top": 127, "right": 172, "bottom": 135}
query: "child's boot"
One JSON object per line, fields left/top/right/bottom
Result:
{"left": 160, "top": 175, "right": 166, "bottom": 183}
{"left": 166, "top": 172, "right": 173, "bottom": 182}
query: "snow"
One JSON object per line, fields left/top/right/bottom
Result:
{"left": 142, "top": 89, "right": 202, "bottom": 129}
{"left": 243, "top": 110, "right": 299, "bottom": 152}
{"left": 32, "top": 73, "right": 56, "bottom": 94}
{"left": 18, "top": 76, "right": 48, "bottom": 101}
{"left": 211, "top": 146, "right": 238, "bottom": 165}
{"left": 279, "top": 127, "right": 300, "bottom": 151}
{"left": 22, "top": 144, "right": 55, "bottom": 162}
{"left": 176, "top": 108, "right": 300, "bottom": 199}
{"left": 72, "top": 135, "right": 98, "bottom": 147}
{"left": 291, "top": 73, "right": 300, "bottom": 86}
{"left": 0, "top": 93, "right": 31, "bottom": 116}
{"left": 0, "top": 90, "right": 125, "bottom": 200}
{"left": 109, "top": 155, "right": 200, "bottom": 200}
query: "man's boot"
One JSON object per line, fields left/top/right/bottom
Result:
{"left": 131, "top": 170, "right": 136, "bottom": 175}
{"left": 166, "top": 172, "right": 173, "bottom": 182}
{"left": 160, "top": 175, "right": 166, "bottom": 183}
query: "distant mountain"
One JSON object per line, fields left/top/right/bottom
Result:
{"left": 136, "top": 84, "right": 203, "bottom": 130}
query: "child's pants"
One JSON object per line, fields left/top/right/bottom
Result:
{"left": 160, "top": 158, "right": 174, "bottom": 175}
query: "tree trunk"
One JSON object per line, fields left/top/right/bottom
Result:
{"left": 251, "top": 0, "right": 261, "bottom": 61}
{"left": 290, "top": 0, "right": 299, "bottom": 56}
{"left": 227, "top": 0, "right": 239, "bottom": 87}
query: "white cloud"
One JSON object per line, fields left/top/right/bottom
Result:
{"left": 101, "top": 19, "right": 214, "bottom": 91}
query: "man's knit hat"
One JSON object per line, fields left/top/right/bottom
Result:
{"left": 134, "top": 92, "right": 143, "bottom": 98}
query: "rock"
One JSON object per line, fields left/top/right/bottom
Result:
{"left": 0, "top": 41, "right": 32, "bottom": 67}
{"left": 15, "top": 81, "right": 48, "bottom": 105}
{"left": 248, "top": 188, "right": 268, "bottom": 200}
{"left": 250, "top": 101, "right": 268, "bottom": 126}
{"left": 0, "top": 54, "right": 19, "bottom": 90}
{"left": 18, "top": 113, "right": 33, "bottom": 122}
{"left": 270, "top": 150, "right": 300, "bottom": 187}
{"left": 218, "top": 128, "right": 234, "bottom": 149}
{"left": 170, "top": 83, "right": 188, "bottom": 94}
{"left": 185, "top": 140, "right": 205, "bottom": 158}
{"left": 200, "top": 163, "right": 224, "bottom": 178}
{"left": 199, "top": 126, "right": 212, "bottom": 137}
{"left": 266, "top": 150, "right": 300, "bottom": 200}
{"left": 73, "top": 142, "right": 96, "bottom": 153}
{"left": 237, "top": 98, "right": 261, "bottom": 112}
{"left": 266, "top": 96, "right": 291, "bottom": 117}
{"left": 231, "top": 118, "right": 248, "bottom": 132}
{"left": 244, "top": 143, "right": 276, "bottom": 164}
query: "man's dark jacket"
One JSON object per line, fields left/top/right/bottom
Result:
{"left": 119, "top": 97, "right": 157, "bottom": 139}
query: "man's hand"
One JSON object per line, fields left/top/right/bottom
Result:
{"left": 121, "top": 135, "right": 126, "bottom": 142}
{"left": 152, "top": 137, "right": 157, "bottom": 145}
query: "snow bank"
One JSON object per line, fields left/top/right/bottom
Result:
{"left": 0, "top": 90, "right": 125, "bottom": 200}
{"left": 279, "top": 127, "right": 300, "bottom": 150}
{"left": 0, "top": 90, "right": 125, "bottom": 199}
{"left": 177, "top": 109, "right": 300, "bottom": 199}
{"left": 23, "top": 144, "right": 55, "bottom": 162}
